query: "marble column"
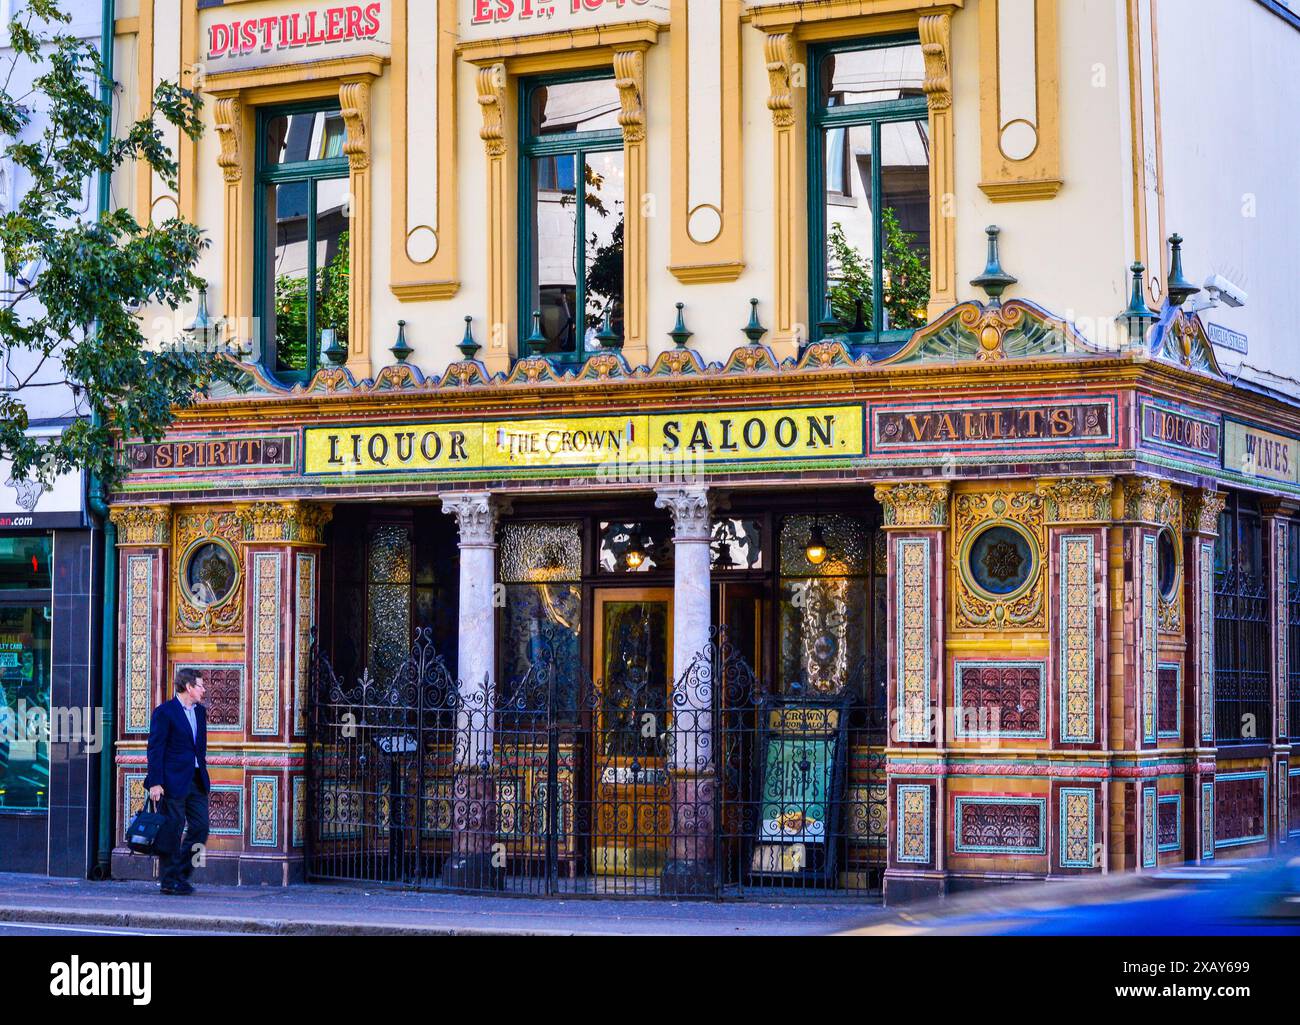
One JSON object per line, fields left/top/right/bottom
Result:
{"left": 440, "top": 491, "right": 510, "bottom": 888}
{"left": 654, "top": 485, "right": 716, "bottom": 895}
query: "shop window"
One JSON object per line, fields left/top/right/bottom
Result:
{"left": 255, "top": 104, "right": 351, "bottom": 382}
{"left": 778, "top": 514, "right": 870, "bottom": 700}
{"left": 0, "top": 535, "right": 50, "bottom": 590}
{"left": 367, "top": 523, "right": 412, "bottom": 686}
{"left": 711, "top": 519, "right": 763, "bottom": 571}
{"left": 1213, "top": 493, "right": 1271, "bottom": 744}
{"left": 0, "top": 534, "right": 51, "bottom": 812}
{"left": 499, "top": 521, "right": 583, "bottom": 717}
{"left": 809, "top": 38, "right": 931, "bottom": 352}
{"left": 598, "top": 521, "right": 673, "bottom": 574}
{"left": 520, "top": 73, "right": 624, "bottom": 361}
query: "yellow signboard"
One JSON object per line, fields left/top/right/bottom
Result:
{"left": 303, "top": 405, "right": 864, "bottom": 477}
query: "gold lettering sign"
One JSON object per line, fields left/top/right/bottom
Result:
{"left": 303, "top": 406, "right": 864, "bottom": 477}
{"left": 1224, "top": 420, "right": 1300, "bottom": 485}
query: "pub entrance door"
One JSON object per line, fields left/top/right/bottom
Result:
{"left": 590, "top": 588, "right": 673, "bottom": 879}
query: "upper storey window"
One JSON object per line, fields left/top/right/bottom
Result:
{"left": 810, "top": 38, "right": 931, "bottom": 353}
{"left": 255, "top": 105, "right": 351, "bottom": 382}
{"left": 520, "top": 73, "right": 624, "bottom": 362}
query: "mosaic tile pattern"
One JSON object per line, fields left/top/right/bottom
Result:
{"left": 1199, "top": 542, "right": 1215, "bottom": 744}
{"left": 294, "top": 552, "right": 316, "bottom": 736}
{"left": 251, "top": 775, "right": 279, "bottom": 847}
{"left": 896, "top": 538, "right": 932, "bottom": 743}
{"left": 1202, "top": 781, "right": 1215, "bottom": 860}
{"left": 1059, "top": 787, "right": 1095, "bottom": 869}
{"left": 124, "top": 554, "right": 154, "bottom": 734}
{"left": 1142, "top": 786, "right": 1157, "bottom": 867}
{"left": 1142, "top": 534, "right": 1158, "bottom": 745}
{"left": 1158, "top": 793, "right": 1182, "bottom": 853}
{"left": 1059, "top": 534, "right": 1096, "bottom": 743}
{"left": 1157, "top": 663, "right": 1181, "bottom": 738}
{"left": 1215, "top": 772, "right": 1268, "bottom": 849}
{"left": 896, "top": 784, "right": 931, "bottom": 864}
{"left": 252, "top": 552, "right": 282, "bottom": 736}
{"left": 953, "top": 660, "right": 1046, "bottom": 739}
{"left": 954, "top": 796, "right": 1047, "bottom": 856}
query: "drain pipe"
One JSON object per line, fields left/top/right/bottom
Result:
{"left": 87, "top": 0, "right": 117, "bottom": 881}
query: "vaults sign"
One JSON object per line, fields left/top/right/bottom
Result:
{"left": 303, "top": 405, "right": 866, "bottom": 477}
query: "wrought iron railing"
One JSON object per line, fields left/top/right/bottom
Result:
{"left": 1214, "top": 566, "right": 1271, "bottom": 744}
{"left": 304, "top": 625, "right": 886, "bottom": 899}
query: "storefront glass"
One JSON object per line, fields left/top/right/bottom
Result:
{"left": 0, "top": 534, "right": 52, "bottom": 812}
{"left": 778, "top": 514, "right": 870, "bottom": 698}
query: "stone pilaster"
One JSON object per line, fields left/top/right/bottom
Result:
{"left": 654, "top": 485, "right": 716, "bottom": 895}
{"left": 875, "top": 481, "right": 949, "bottom": 904}
{"left": 440, "top": 491, "right": 510, "bottom": 889}
{"left": 1183, "top": 489, "right": 1225, "bottom": 863}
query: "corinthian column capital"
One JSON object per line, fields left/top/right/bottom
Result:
{"left": 442, "top": 492, "right": 511, "bottom": 547}
{"left": 655, "top": 486, "right": 713, "bottom": 542}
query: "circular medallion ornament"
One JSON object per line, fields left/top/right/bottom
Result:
{"left": 184, "top": 541, "right": 237, "bottom": 607}
{"left": 966, "top": 524, "right": 1036, "bottom": 599}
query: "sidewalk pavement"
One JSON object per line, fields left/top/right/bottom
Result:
{"left": 0, "top": 873, "right": 886, "bottom": 936}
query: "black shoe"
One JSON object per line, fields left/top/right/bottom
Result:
{"left": 160, "top": 880, "right": 194, "bottom": 896}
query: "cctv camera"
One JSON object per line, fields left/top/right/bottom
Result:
{"left": 1203, "top": 274, "right": 1247, "bottom": 309}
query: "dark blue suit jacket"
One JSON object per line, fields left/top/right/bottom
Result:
{"left": 145, "top": 698, "right": 210, "bottom": 797}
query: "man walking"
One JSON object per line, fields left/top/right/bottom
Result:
{"left": 145, "top": 668, "right": 210, "bottom": 895}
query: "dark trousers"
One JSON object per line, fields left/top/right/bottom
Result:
{"left": 158, "top": 769, "right": 209, "bottom": 888}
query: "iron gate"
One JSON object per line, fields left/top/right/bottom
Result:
{"left": 305, "top": 626, "right": 885, "bottom": 898}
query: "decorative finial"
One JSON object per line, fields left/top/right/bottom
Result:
{"left": 389, "top": 319, "right": 412, "bottom": 363}
{"left": 1117, "top": 262, "right": 1159, "bottom": 345}
{"left": 1165, "top": 233, "right": 1200, "bottom": 307}
{"left": 817, "top": 294, "right": 841, "bottom": 338}
{"left": 525, "top": 310, "right": 547, "bottom": 357}
{"left": 668, "top": 302, "right": 693, "bottom": 349}
{"left": 186, "top": 286, "right": 213, "bottom": 333}
{"left": 596, "top": 307, "right": 622, "bottom": 351}
{"left": 322, "top": 329, "right": 347, "bottom": 367}
{"left": 970, "top": 225, "right": 1017, "bottom": 304}
{"left": 458, "top": 316, "right": 480, "bottom": 360}
{"left": 743, "top": 298, "right": 767, "bottom": 345}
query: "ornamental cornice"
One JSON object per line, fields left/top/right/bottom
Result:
{"left": 442, "top": 492, "right": 510, "bottom": 546}
{"left": 1036, "top": 477, "right": 1114, "bottom": 525}
{"left": 1119, "top": 476, "right": 1175, "bottom": 527}
{"left": 874, "top": 481, "right": 951, "bottom": 529}
{"left": 235, "top": 501, "right": 333, "bottom": 544}
{"left": 110, "top": 505, "right": 172, "bottom": 546}
{"left": 654, "top": 486, "right": 713, "bottom": 541}
{"left": 1183, "top": 489, "right": 1227, "bottom": 538}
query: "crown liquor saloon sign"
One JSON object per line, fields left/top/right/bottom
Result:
{"left": 750, "top": 700, "right": 850, "bottom": 883}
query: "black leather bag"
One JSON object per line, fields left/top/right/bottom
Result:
{"left": 125, "top": 799, "right": 166, "bottom": 855}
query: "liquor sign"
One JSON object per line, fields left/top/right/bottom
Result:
{"left": 1224, "top": 420, "right": 1300, "bottom": 485}
{"left": 1139, "top": 397, "right": 1221, "bottom": 466}
{"left": 870, "top": 396, "right": 1117, "bottom": 455}
{"left": 303, "top": 404, "right": 866, "bottom": 477}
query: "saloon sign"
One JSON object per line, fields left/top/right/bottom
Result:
{"left": 207, "top": 3, "right": 383, "bottom": 60}
{"left": 303, "top": 405, "right": 866, "bottom": 476}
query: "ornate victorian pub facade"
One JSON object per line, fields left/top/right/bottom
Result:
{"left": 104, "top": 0, "right": 1300, "bottom": 899}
